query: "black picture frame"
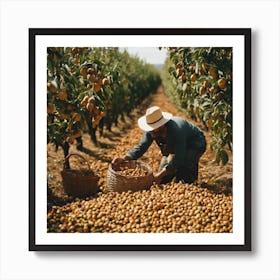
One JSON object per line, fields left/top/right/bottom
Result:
{"left": 29, "top": 28, "right": 251, "bottom": 251}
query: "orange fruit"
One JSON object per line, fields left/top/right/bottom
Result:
{"left": 181, "top": 74, "right": 187, "bottom": 82}
{"left": 209, "top": 67, "right": 217, "bottom": 79}
{"left": 199, "top": 86, "right": 206, "bottom": 95}
{"left": 47, "top": 103, "right": 55, "bottom": 114}
{"left": 209, "top": 86, "right": 215, "bottom": 94}
{"left": 215, "top": 92, "right": 223, "bottom": 100}
{"left": 73, "top": 113, "right": 81, "bottom": 122}
{"left": 176, "top": 68, "right": 183, "bottom": 76}
{"left": 73, "top": 58, "right": 79, "bottom": 65}
{"left": 88, "top": 96, "right": 95, "bottom": 104}
{"left": 80, "top": 96, "right": 89, "bottom": 107}
{"left": 203, "top": 80, "right": 211, "bottom": 88}
{"left": 86, "top": 102, "right": 94, "bottom": 112}
{"left": 175, "top": 63, "right": 182, "bottom": 69}
{"left": 218, "top": 78, "right": 227, "bottom": 89}
{"left": 47, "top": 82, "right": 57, "bottom": 93}
{"left": 102, "top": 77, "right": 109, "bottom": 86}
{"left": 189, "top": 66, "right": 195, "bottom": 73}
{"left": 71, "top": 48, "right": 78, "bottom": 54}
{"left": 87, "top": 74, "right": 96, "bottom": 83}
{"left": 57, "top": 90, "right": 67, "bottom": 101}
{"left": 97, "top": 79, "right": 103, "bottom": 86}
{"left": 93, "top": 83, "right": 102, "bottom": 93}
{"left": 80, "top": 67, "right": 88, "bottom": 77}
{"left": 190, "top": 74, "right": 198, "bottom": 82}
{"left": 202, "top": 63, "right": 208, "bottom": 71}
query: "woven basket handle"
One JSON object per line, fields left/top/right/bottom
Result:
{"left": 63, "top": 153, "right": 91, "bottom": 170}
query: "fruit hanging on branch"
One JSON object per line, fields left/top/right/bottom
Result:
{"left": 218, "top": 78, "right": 227, "bottom": 89}
{"left": 47, "top": 47, "right": 161, "bottom": 158}
{"left": 162, "top": 47, "right": 232, "bottom": 164}
{"left": 47, "top": 80, "right": 58, "bottom": 94}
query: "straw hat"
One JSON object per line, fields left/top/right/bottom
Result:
{"left": 137, "top": 106, "right": 172, "bottom": 132}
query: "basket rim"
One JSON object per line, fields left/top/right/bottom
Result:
{"left": 108, "top": 160, "right": 153, "bottom": 179}
{"left": 62, "top": 153, "right": 100, "bottom": 178}
{"left": 61, "top": 168, "right": 99, "bottom": 176}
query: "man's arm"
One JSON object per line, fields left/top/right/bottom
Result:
{"left": 125, "top": 132, "right": 153, "bottom": 160}
{"left": 112, "top": 132, "right": 153, "bottom": 167}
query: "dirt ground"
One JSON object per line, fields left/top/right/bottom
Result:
{"left": 47, "top": 88, "right": 233, "bottom": 233}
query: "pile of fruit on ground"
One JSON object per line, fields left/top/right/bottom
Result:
{"left": 47, "top": 89, "right": 233, "bottom": 233}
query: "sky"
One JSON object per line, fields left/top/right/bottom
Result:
{"left": 121, "top": 47, "right": 168, "bottom": 65}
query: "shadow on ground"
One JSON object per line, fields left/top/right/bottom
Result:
{"left": 199, "top": 178, "right": 232, "bottom": 196}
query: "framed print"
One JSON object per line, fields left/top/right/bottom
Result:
{"left": 29, "top": 28, "right": 251, "bottom": 251}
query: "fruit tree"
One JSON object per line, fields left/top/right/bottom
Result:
{"left": 161, "top": 47, "right": 232, "bottom": 164}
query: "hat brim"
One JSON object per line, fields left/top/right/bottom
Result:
{"left": 138, "top": 112, "right": 173, "bottom": 132}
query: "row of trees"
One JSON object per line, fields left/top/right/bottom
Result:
{"left": 47, "top": 46, "right": 233, "bottom": 165}
{"left": 47, "top": 47, "right": 161, "bottom": 159}
{"left": 161, "top": 47, "right": 232, "bottom": 164}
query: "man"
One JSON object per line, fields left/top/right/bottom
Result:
{"left": 112, "top": 106, "right": 206, "bottom": 184}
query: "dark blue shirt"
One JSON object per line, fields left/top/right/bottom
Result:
{"left": 126, "top": 117, "right": 206, "bottom": 171}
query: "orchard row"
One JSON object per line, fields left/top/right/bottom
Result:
{"left": 47, "top": 47, "right": 161, "bottom": 157}
{"left": 47, "top": 47, "right": 233, "bottom": 165}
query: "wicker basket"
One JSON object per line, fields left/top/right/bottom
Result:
{"left": 107, "top": 160, "right": 154, "bottom": 193}
{"left": 61, "top": 153, "right": 99, "bottom": 196}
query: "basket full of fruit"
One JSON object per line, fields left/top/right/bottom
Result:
{"left": 107, "top": 160, "right": 154, "bottom": 193}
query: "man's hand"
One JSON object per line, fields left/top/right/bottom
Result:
{"left": 153, "top": 167, "right": 173, "bottom": 184}
{"left": 153, "top": 172, "right": 162, "bottom": 184}
{"left": 111, "top": 156, "right": 132, "bottom": 169}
